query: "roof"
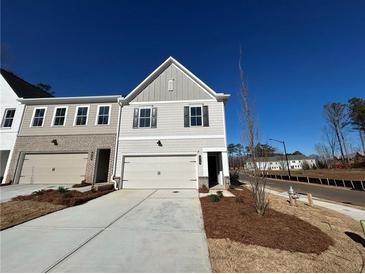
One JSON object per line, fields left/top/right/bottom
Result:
{"left": 18, "top": 95, "right": 123, "bottom": 105}
{"left": 1, "top": 69, "right": 54, "bottom": 98}
{"left": 123, "top": 56, "right": 230, "bottom": 103}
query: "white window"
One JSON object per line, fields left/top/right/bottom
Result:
{"left": 96, "top": 105, "right": 110, "bottom": 125}
{"left": 74, "top": 106, "right": 89, "bottom": 126}
{"left": 1, "top": 108, "right": 16, "bottom": 128}
{"left": 31, "top": 107, "right": 46, "bottom": 127}
{"left": 139, "top": 107, "right": 151, "bottom": 128}
{"left": 52, "top": 107, "right": 67, "bottom": 126}
{"left": 190, "top": 106, "right": 202, "bottom": 126}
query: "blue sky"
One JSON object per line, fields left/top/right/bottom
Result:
{"left": 2, "top": 0, "right": 364, "bottom": 155}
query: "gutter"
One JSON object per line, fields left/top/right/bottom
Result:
{"left": 110, "top": 97, "right": 124, "bottom": 190}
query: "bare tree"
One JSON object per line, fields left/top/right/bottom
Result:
{"left": 239, "top": 50, "right": 268, "bottom": 216}
{"left": 314, "top": 143, "right": 331, "bottom": 167}
{"left": 323, "top": 103, "right": 349, "bottom": 163}
{"left": 323, "top": 126, "right": 337, "bottom": 167}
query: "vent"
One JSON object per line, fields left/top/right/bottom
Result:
{"left": 168, "top": 79, "right": 174, "bottom": 91}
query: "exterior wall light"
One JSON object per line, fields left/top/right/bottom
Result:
{"left": 157, "top": 140, "right": 162, "bottom": 147}
{"left": 51, "top": 139, "right": 58, "bottom": 146}
{"left": 199, "top": 155, "right": 202, "bottom": 165}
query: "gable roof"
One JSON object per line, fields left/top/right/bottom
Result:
{"left": 123, "top": 57, "right": 230, "bottom": 103}
{"left": 1, "top": 69, "right": 54, "bottom": 98}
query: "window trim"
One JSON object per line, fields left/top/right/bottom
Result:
{"left": 51, "top": 106, "right": 68, "bottom": 127}
{"left": 189, "top": 105, "right": 203, "bottom": 127}
{"left": 138, "top": 107, "right": 152, "bottom": 128}
{"left": 1, "top": 108, "right": 16, "bottom": 128}
{"left": 30, "top": 107, "right": 47, "bottom": 128}
{"left": 95, "top": 104, "right": 111, "bottom": 126}
{"left": 73, "top": 105, "right": 90, "bottom": 126}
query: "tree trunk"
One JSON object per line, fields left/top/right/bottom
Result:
{"left": 360, "top": 130, "right": 365, "bottom": 156}
{"left": 339, "top": 130, "right": 348, "bottom": 162}
{"left": 335, "top": 127, "right": 345, "bottom": 162}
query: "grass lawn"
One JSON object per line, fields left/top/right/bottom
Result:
{"left": 0, "top": 187, "right": 113, "bottom": 230}
{"left": 201, "top": 188, "right": 365, "bottom": 272}
{"left": 267, "top": 168, "right": 365, "bottom": 180}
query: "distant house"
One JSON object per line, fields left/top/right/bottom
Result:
{"left": 245, "top": 155, "right": 316, "bottom": 171}
{"left": 0, "top": 69, "right": 52, "bottom": 183}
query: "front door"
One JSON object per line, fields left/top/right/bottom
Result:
{"left": 208, "top": 155, "right": 218, "bottom": 187}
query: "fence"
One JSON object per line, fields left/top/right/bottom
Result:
{"left": 265, "top": 174, "right": 365, "bottom": 191}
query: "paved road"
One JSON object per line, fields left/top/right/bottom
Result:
{"left": 1, "top": 189, "right": 210, "bottom": 272}
{"left": 239, "top": 174, "right": 365, "bottom": 208}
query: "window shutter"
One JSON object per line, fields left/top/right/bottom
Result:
{"left": 203, "top": 105, "right": 209, "bottom": 127}
{"left": 184, "top": 106, "right": 190, "bottom": 127}
{"left": 151, "top": 107, "right": 157, "bottom": 128}
{"left": 133, "top": 108, "right": 139, "bottom": 128}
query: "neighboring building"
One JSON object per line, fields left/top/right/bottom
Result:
{"left": 114, "top": 57, "right": 230, "bottom": 189}
{"left": 5, "top": 95, "right": 121, "bottom": 184}
{"left": 245, "top": 155, "right": 316, "bottom": 171}
{"left": 0, "top": 69, "right": 52, "bottom": 183}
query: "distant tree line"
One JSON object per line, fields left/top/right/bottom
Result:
{"left": 316, "top": 97, "right": 365, "bottom": 168}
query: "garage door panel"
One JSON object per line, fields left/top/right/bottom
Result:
{"left": 19, "top": 153, "right": 88, "bottom": 184}
{"left": 123, "top": 156, "right": 196, "bottom": 189}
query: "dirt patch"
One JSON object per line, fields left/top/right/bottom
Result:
{"left": 0, "top": 200, "right": 65, "bottom": 230}
{"left": 201, "top": 188, "right": 333, "bottom": 254}
{"left": 267, "top": 168, "right": 365, "bottom": 180}
{"left": 205, "top": 188, "right": 365, "bottom": 272}
{"left": 13, "top": 188, "right": 113, "bottom": 207}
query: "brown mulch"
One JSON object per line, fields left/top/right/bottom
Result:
{"left": 72, "top": 182, "right": 92, "bottom": 188}
{"left": 13, "top": 189, "right": 114, "bottom": 207}
{"left": 200, "top": 188, "right": 333, "bottom": 254}
{"left": 0, "top": 200, "right": 65, "bottom": 230}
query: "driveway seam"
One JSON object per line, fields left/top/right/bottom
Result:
{"left": 43, "top": 189, "right": 157, "bottom": 273}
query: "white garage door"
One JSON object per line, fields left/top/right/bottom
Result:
{"left": 122, "top": 155, "right": 197, "bottom": 188}
{"left": 19, "top": 153, "right": 88, "bottom": 184}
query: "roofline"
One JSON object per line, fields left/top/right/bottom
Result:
{"left": 124, "top": 56, "right": 230, "bottom": 102}
{"left": 18, "top": 95, "right": 123, "bottom": 105}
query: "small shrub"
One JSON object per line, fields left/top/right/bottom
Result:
{"left": 32, "top": 189, "right": 46, "bottom": 195}
{"left": 57, "top": 186, "right": 69, "bottom": 193}
{"left": 208, "top": 194, "right": 220, "bottom": 203}
{"left": 199, "top": 185, "right": 209, "bottom": 193}
{"left": 216, "top": 191, "right": 224, "bottom": 198}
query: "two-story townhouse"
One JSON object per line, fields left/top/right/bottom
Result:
{"left": 0, "top": 69, "right": 52, "bottom": 183}
{"left": 114, "top": 57, "right": 230, "bottom": 189}
{"left": 5, "top": 95, "right": 121, "bottom": 185}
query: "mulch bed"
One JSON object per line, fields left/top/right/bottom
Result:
{"left": 72, "top": 182, "right": 92, "bottom": 188}
{"left": 13, "top": 188, "right": 114, "bottom": 207}
{"left": 200, "top": 188, "right": 334, "bottom": 254}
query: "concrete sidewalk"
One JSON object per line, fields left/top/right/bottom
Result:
{"left": 0, "top": 189, "right": 211, "bottom": 273}
{"left": 267, "top": 186, "right": 365, "bottom": 221}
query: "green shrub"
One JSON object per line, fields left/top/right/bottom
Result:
{"left": 208, "top": 194, "right": 220, "bottom": 203}
{"left": 216, "top": 191, "right": 224, "bottom": 198}
{"left": 32, "top": 189, "right": 46, "bottom": 195}
{"left": 58, "top": 186, "right": 69, "bottom": 193}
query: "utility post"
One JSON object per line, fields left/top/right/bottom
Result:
{"left": 269, "top": 138, "right": 291, "bottom": 178}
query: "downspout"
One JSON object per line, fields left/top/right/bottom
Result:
{"left": 110, "top": 97, "right": 123, "bottom": 190}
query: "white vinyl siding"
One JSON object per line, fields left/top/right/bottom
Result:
{"left": 120, "top": 101, "right": 224, "bottom": 138}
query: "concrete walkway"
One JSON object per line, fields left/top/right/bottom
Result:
{"left": 0, "top": 189, "right": 211, "bottom": 273}
{"left": 266, "top": 187, "right": 365, "bottom": 221}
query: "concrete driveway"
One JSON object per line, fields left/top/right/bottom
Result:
{"left": 0, "top": 189, "right": 211, "bottom": 272}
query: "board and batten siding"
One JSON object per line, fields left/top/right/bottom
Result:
{"left": 132, "top": 64, "right": 213, "bottom": 102}
{"left": 19, "top": 102, "right": 119, "bottom": 136}
{"left": 119, "top": 101, "right": 225, "bottom": 138}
